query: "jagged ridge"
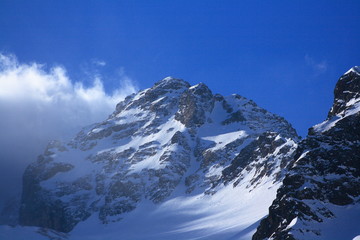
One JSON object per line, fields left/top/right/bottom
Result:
{"left": 253, "top": 67, "right": 360, "bottom": 240}
{"left": 19, "top": 77, "right": 298, "bottom": 235}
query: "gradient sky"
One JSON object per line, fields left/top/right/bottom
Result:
{"left": 1, "top": 0, "right": 360, "bottom": 137}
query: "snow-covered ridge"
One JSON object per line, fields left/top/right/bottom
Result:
{"left": 344, "top": 66, "right": 360, "bottom": 76}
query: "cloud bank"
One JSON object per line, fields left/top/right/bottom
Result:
{"left": 0, "top": 54, "right": 137, "bottom": 205}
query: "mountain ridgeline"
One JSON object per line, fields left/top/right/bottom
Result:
{"left": 253, "top": 67, "right": 360, "bottom": 240}
{"left": 17, "top": 67, "right": 360, "bottom": 240}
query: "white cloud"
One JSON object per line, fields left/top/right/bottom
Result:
{"left": 0, "top": 54, "right": 137, "bottom": 205}
{"left": 91, "top": 58, "right": 106, "bottom": 67}
{"left": 305, "top": 54, "right": 328, "bottom": 75}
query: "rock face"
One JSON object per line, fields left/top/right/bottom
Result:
{"left": 19, "top": 77, "right": 298, "bottom": 233}
{"left": 253, "top": 67, "right": 360, "bottom": 240}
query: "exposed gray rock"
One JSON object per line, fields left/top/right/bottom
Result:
{"left": 175, "top": 83, "right": 214, "bottom": 127}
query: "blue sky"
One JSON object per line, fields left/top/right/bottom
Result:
{"left": 1, "top": 0, "right": 360, "bottom": 136}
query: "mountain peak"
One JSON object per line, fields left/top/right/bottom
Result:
{"left": 327, "top": 66, "right": 360, "bottom": 118}
{"left": 18, "top": 76, "right": 299, "bottom": 234}
{"left": 153, "top": 76, "right": 190, "bottom": 90}
{"left": 254, "top": 67, "right": 360, "bottom": 240}
{"left": 344, "top": 66, "right": 360, "bottom": 76}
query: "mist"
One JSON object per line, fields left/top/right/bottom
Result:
{"left": 0, "top": 54, "right": 137, "bottom": 209}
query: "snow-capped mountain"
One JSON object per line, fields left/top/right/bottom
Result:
{"left": 18, "top": 77, "right": 298, "bottom": 239}
{"left": 9, "top": 67, "right": 360, "bottom": 240}
{"left": 253, "top": 67, "right": 360, "bottom": 240}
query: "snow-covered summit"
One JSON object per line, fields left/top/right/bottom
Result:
{"left": 153, "top": 76, "right": 190, "bottom": 90}
{"left": 329, "top": 66, "right": 360, "bottom": 117}
{"left": 344, "top": 66, "right": 360, "bottom": 76}
{"left": 18, "top": 77, "right": 298, "bottom": 238}
{"left": 6, "top": 68, "right": 360, "bottom": 240}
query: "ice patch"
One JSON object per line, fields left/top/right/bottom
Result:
{"left": 91, "top": 127, "right": 104, "bottom": 133}
{"left": 189, "top": 83, "right": 200, "bottom": 89}
{"left": 285, "top": 217, "right": 298, "bottom": 230}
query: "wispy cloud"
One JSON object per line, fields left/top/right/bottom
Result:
{"left": 305, "top": 54, "right": 328, "bottom": 75}
{"left": 92, "top": 58, "right": 106, "bottom": 67}
{"left": 0, "top": 54, "right": 137, "bottom": 203}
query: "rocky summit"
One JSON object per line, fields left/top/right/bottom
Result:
{"left": 19, "top": 76, "right": 298, "bottom": 238}
{"left": 253, "top": 67, "right": 360, "bottom": 240}
{"left": 13, "top": 67, "right": 360, "bottom": 240}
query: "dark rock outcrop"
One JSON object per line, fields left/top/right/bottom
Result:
{"left": 253, "top": 67, "right": 360, "bottom": 240}
{"left": 175, "top": 83, "right": 214, "bottom": 127}
{"left": 328, "top": 66, "right": 360, "bottom": 117}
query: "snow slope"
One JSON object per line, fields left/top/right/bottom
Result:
{"left": 2, "top": 174, "right": 280, "bottom": 240}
